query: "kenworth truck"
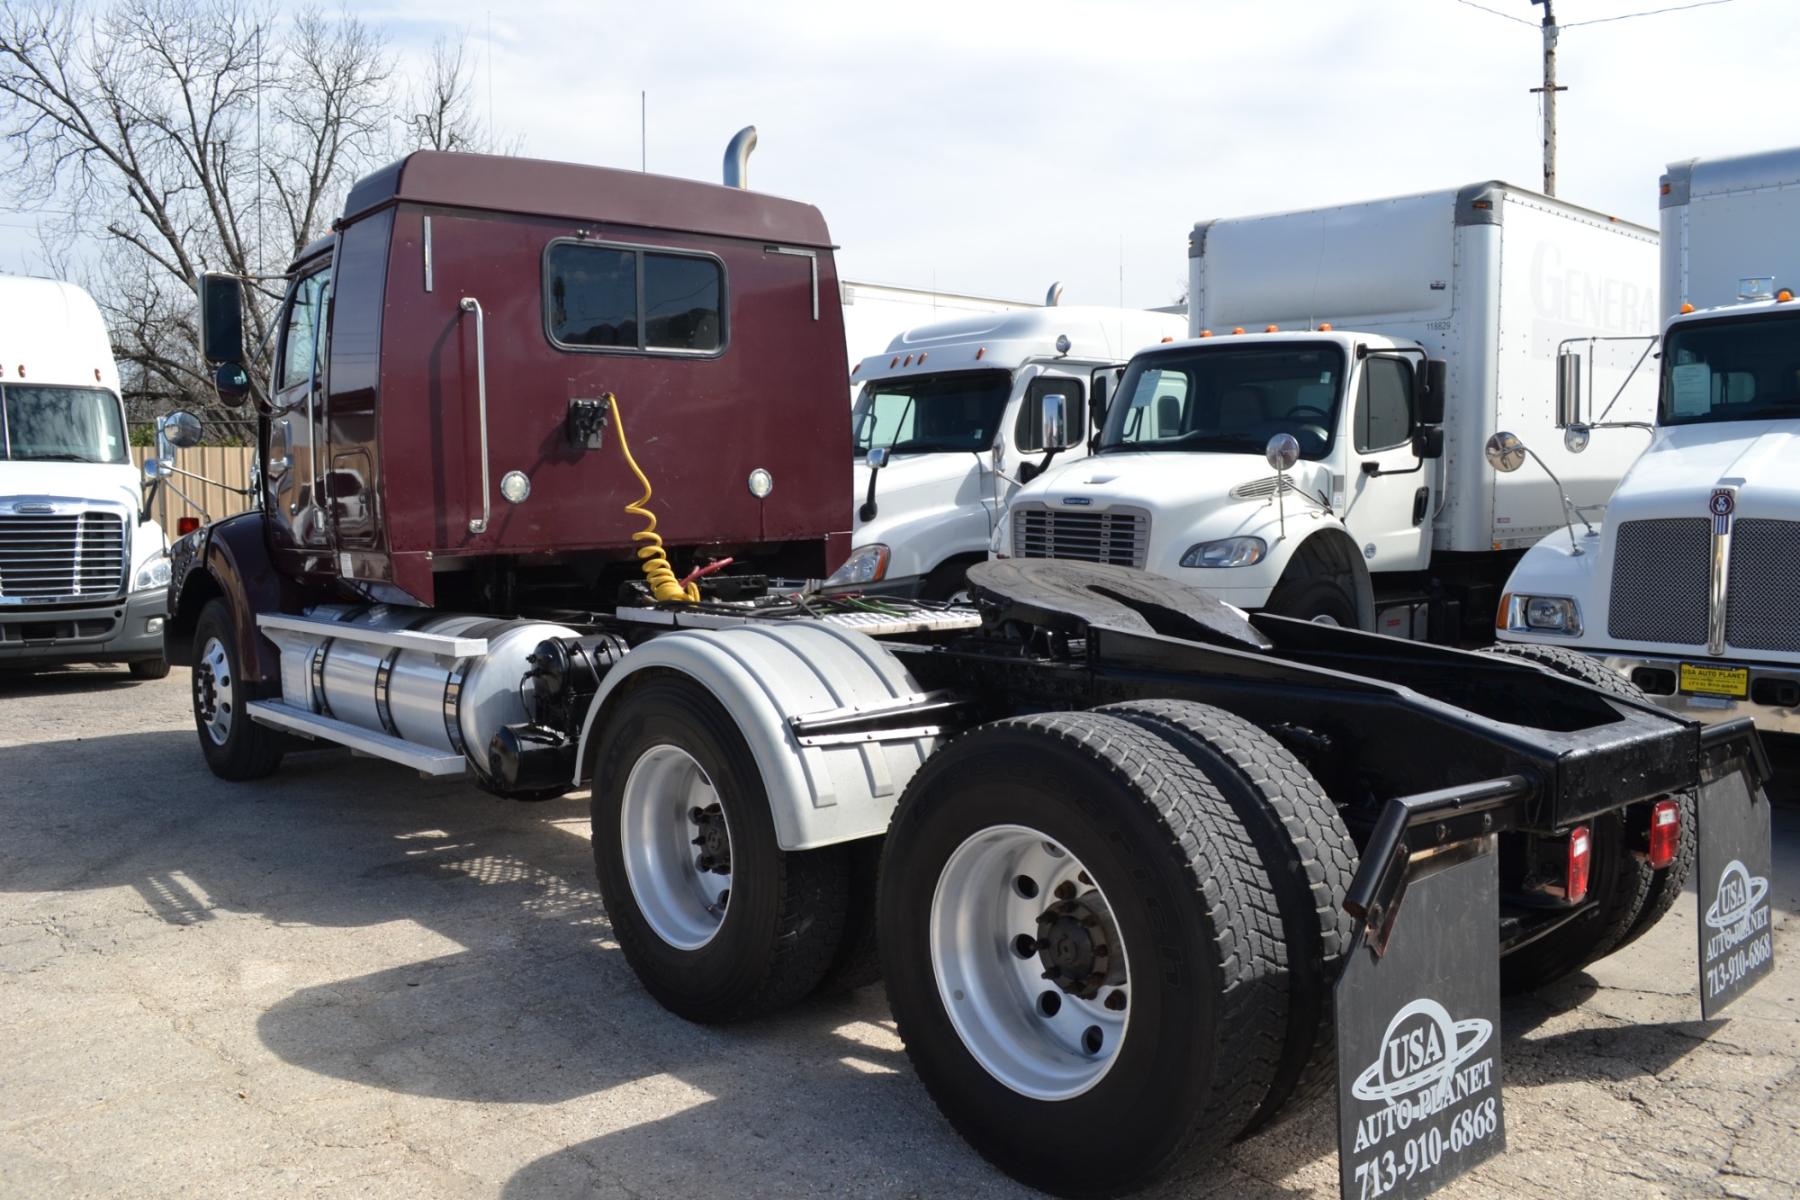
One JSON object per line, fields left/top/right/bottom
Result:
{"left": 0, "top": 276, "right": 170, "bottom": 677}
{"left": 996, "top": 182, "right": 1658, "bottom": 643}
{"left": 1498, "top": 145, "right": 1800, "bottom": 734}
{"left": 829, "top": 305, "right": 1184, "bottom": 597}
{"left": 162, "top": 145, "right": 1772, "bottom": 1199}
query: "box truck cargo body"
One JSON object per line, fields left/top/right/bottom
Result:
{"left": 1501, "top": 146, "right": 1800, "bottom": 732}
{"left": 1000, "top": 182, "right": 1659, "bottom": 640}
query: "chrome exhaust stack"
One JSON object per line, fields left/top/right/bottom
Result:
{"left": 724, "top": 126, "right": 758, "bottom": 189}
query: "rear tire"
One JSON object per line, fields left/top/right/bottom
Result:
{"left": 128, "top": 657, "right": 171, "bottom": 681}
{"left": 1098, "top": 700, "right": 1355, "bottom": 1131}
{"left": 191, "top": 599, "right": 284, "bottom": 781}
{"left": 1480, "top": 644, "right": 1662, "bottom": 990}
{"left": 878, "top": 712, "right": 1288, "bottom": 1196}
{"left": 590, "top": 673, "right": 851, "bottom": 1023}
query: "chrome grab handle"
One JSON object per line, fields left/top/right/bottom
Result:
{"left": 459, "top": 297, "right": 491, "bottom": 534}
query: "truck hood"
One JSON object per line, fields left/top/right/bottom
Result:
{"left": 1025, "top": 450, "right": 1331, "bottom": 512}
{"left": 853, "top": 451, "right": 987, "bottom": 535}
{"left": 0, "top": 460, "right": 144, "bottom": 513}
{"left": 1607, "top": 421, "right": 1800, "bottom": 521}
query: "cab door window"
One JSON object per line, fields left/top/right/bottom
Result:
{"left": 1355, "top": 357, "right": 1413, "bottom": 453}
{"left": 279, "top": 269, "right": 332, "bottom": 390}
{"left": 1015, "top": 377, "right": 1086, "bottom": 452}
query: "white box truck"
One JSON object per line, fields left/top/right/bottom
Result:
{"left": 827, "top": 305, "right": 1185, "bottom": 598}
{"left": 1497, "top": 146, "right": 1800, "bottom": 732}
{"left": 995, "top": 182, "right": 1659, "bottom": 640}
{"left": 0, "top": 276, "right": 171, "bottom": 676}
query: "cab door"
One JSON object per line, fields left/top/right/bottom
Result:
{"left": 1003, "top": 370, "right": 1087, "bottom": 506}
{"left": 266, "top": 263, "right": 334, "bottom": 569}
{"left": 1340, "top": 355, "right": 1431, "bottom": 571}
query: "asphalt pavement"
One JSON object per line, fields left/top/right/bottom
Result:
{"left": 2, "top": 665, "right": 1796, "bottom": 1198}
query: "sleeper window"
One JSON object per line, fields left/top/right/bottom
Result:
{"left": 546, "top": 242, "right": 725, "bottom": 354}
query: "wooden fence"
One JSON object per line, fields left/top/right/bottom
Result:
{"left": 130, "top": 446, "right": 259, "bottom": 531}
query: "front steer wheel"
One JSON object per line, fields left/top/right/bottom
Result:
{"left": 190, "top": 599, "right": 284, "bottom": 781}
{"left": 590, "top": 673, "right": 852, "bottom": 1023}
{"left": 878, "top": 712, "right": 1290, "bottom": 1197}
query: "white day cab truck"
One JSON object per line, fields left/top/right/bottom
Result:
{"left": 995, "top": 182, "right": 1659, "bottom": 643}
{"left": 0, "top": 276, "right": 171, "bottom": 677}
{"left": 1498, "top": 145, "right": 1800, "bottom": 733}
{"left": 829, "top": 304, "right": 1185, "bottom": 597}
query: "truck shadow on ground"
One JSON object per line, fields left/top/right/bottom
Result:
{"left": 0, "top": 726, "right": 1755, "bottom": 1199}
{"left": 0, "top": 664, "right": 159, "bottom": 699}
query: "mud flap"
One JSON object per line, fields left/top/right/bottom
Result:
{"left": 1697, "top": 758, "right": 1775, "bottom": 1018}
{"left": 1335, "top": 838, "right": 1505, "bottom": 1200}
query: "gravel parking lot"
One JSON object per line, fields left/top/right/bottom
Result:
{"left": 3, "top": 664, "right": 1797, "bottom": 1199}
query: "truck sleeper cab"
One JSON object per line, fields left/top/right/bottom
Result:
{"left": 0, "top": 276, "right": 169, "bottom": 676}
{"left": 833, "top": 306, "right": 1183, "bottom": 598}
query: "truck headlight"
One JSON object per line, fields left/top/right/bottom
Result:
{"left": 1179, "top": 536, "right": 1266, "bottom": 568}
{"left": 1503, "top": 593, "right": 1582, "bottom": 636}
{"left": 134, "top": 552, "right": 171, "bottom": 592}
{"left": 826, "top": 543, "right": 890, "bottom": 587}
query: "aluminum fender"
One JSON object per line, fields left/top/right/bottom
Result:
{"left": 575, "top": 623, "right": 938, "bottom": 851}
{"left": 1494, "top": 526, "right": 1605, "bottom": 648}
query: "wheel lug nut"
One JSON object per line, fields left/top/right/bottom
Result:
{"left": 1054, "top": 881, "right": 1078, "bottom": 901}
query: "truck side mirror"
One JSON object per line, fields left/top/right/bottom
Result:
{"left": 214, "top": 361, "right": 251, "bottom": 409}
{"left": 1411, "top": 427, "right": 1445, "bottom": 459}
{"left": 197, "top": 273, "right": 245, "bottom": 366}
{"left": 1418, "top": 358, "right": 1447, "bottom": 426}
{"left": 160, "top": 409, "right": 203, "bottom": 449}
{"left": 1484, "top": 431, "right": 1526, "bottom": 473}
{"left": 1040, "top": 392, "right": 1073, "bottom": 451}
{"left": 1555, "top": 350, "right": 1582, "bottom": 428}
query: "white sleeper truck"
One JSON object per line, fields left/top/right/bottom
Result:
{"left": 996, "top": 183, "right": 1658, "bottom": 642}
{"left": 1497, "top": 145, "right": 1800, "bottom": 732}
{"left": 830, "top": 305, "right": 1184, "bottom": 598}
{"left": 0, "top": 277, "right": 169, "bottom": 677}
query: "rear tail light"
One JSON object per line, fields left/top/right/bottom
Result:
{"left": 176, "top": 516, "right": 200, "bottom": 536}
{"left": 1648, "top": 800, "right": 1680, "bottom": 869}
{"left": 1566, "top": 825, "right": 1592, "bottom": 904}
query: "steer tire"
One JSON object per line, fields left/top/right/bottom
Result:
{"left": 1264, "top": 542, "right": 1363, "bottom": 629}
{"left": 1098, "top": 699, "right": 1356, "bottom": 1133}
{"left": 191, "top": 599, "right": 284, "bottom": 781}
{"left": 878, "top": 711, "right": 1288, "bottom": 1197}
{"left": 1479, "top": 644, "right": 1660, "bottom": 991}
{"left": 128, "top": 657, "right": 171, "bottom": 681}
{"left": 591, "top": 673, "right": 851, "bottom": 1024}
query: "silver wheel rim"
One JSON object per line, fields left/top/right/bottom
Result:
{"left": 195, "top": 636, "right": 234, "bottom": 746}
{"left": 620, "top": 744, "right": 732, "bottom": 950}
{"left": 930, "top": 824, "right": 1130, "bottom": 1100}
{"left": 1309, "top": 613, "right": 1342, "bottom": 626}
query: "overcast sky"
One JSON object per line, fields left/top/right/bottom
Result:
{"left": 4, "top": 0, "right": 1793, "bottom": 308}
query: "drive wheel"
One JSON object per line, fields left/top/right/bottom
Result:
{"left": 191, "top": 599, "right": 284, "bottom": 781}
{"left": 1480, "top": 644, "right": 1659, "bottom": 990}
{"left": 1099, "top": 699, "right": 1356, "bottom": 1131}
{"left": 879, "top": 712, "right": 1287, "bottom": 1196}
{"left": 591, "top": 672, "right": 851, "bottom": 1023}
{"left": 129, "top": 657, "right": 171, "bottom": 680}
{"left": 1483, "top": 642, "right": 1693, "bottom": 957}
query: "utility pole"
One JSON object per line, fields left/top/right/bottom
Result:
{"left": 1529, "top": 0, "right": 1566, "bottom": 196}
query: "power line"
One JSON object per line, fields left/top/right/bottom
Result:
{"left": 1452, "top": 0, "right": 1538, "bottom": 27}
{"left": 1564, "top": 0, "right": 1736, "bottom": 27}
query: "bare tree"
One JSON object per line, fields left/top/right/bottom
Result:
{"left": 0, "top": 1, "right": 490, "bottom": 429}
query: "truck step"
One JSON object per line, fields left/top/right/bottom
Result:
{"left": 256, "top": 613, "right": 489, "bottom": 660}
{"left": 245, "top": 700, "right": 469, "bottom": 777}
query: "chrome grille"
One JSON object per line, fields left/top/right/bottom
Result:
{"left": 1608, "top": 518, "right": 1708, "bottom": 645}
{"left": 1012, "top": 505, "right": 1149, "bottom": 569}
{"left": 1725, "top": 519, "right": 1800, "bottom": 652}
{"left": 0, "top": 511, "right": 127, "bottom": 601}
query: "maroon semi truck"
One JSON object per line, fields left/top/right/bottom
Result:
{"left": 161, "top": 145, "right": 1772, "bottom": 1200}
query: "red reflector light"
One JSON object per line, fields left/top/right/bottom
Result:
{"left": 1648, "top": 800, "right": 1680, "bottom": 869}
{"left": 177, "top": 516, "right": 200, "bottom": 536}
{"left": 1566, "top": 825, "right": 1592, "bottom": 904}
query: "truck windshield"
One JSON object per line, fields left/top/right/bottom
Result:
{"left": 852, "top": 369, "right": 1012, "bottom": 457}
{"left": 0, "top": 385, "right": 128, "bottom": 464}
{"left": 1661, "top": 312, "right": 1800, "bottom": 426}
{"left": 1097, "top": 343, "right": 1346, "bottom": 459}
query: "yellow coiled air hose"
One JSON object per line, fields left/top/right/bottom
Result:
{"left": 607, "top": 392, "right": 700, "bottom": 603}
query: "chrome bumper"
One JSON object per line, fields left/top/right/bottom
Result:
{"left": 1599, "top": 651, "right": 1800, "bottom": 737}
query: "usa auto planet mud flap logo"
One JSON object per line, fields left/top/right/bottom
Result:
{"left": 1697, "top": 764, "right": 1775, "bottom": 1018}
{"left": 1337, "top": 845, "right": 1504, "bottom": 1200}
